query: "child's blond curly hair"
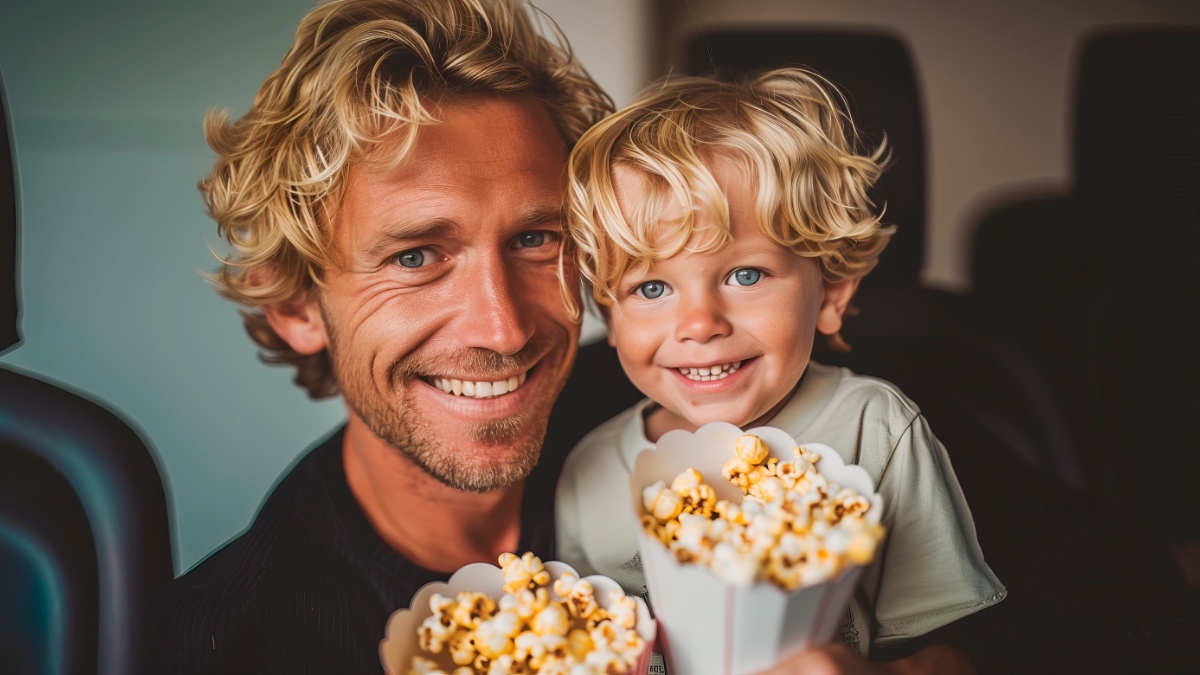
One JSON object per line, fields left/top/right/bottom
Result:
{"left": 564, "top": 68, "right": 893, "bottom": 317}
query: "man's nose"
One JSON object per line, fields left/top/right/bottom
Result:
{"left": 455, "top": 254, "right": 534, "bottom": 355}
{"left": 673, "top": 291, "right": 733, "bottom": 344}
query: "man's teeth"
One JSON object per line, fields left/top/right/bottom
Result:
{"left": 678, "top": 361, "right": 743, "bottom": 381}
{"left": 430, "top": 371, "right": 528, "bottom": 398}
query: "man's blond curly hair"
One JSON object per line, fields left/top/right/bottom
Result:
{"left": 202, "top": 0, "right": 612, "bottom": 398}
{"left": 565, "top": 68, "right": 892, "bottom": 314}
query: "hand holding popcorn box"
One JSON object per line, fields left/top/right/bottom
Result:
{"left": 632, "top": 422, "right": 884, "bottom": 675}
{"left": 380, "top": 552, "right": 656, "bottom": 674}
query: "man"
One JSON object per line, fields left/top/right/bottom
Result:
{"left": 148, "top": 1, "right": 981, "bottom": 672}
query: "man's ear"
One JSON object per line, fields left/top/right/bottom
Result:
{"left": 816, "top": 277, "right": 861, "bottom": 337}
{"left": 263, "top": 294, "right": 329, "bottom": 355}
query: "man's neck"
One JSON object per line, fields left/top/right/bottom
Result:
{"left": 341, "top": 412, "right": 524, "bottom": 574}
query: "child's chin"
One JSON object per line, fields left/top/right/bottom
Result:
{"left": 682, "top": 408, "right": 754, "bottom": 431}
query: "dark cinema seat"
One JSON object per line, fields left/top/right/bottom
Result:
{"left": 968, "top": 28, "right": 1200, "bottom": 529}
{"left": 0, "top": 69, "right": 173, "bottom": 675}
{"left": 0, "top": 446, "right": 99, "bottom": 674}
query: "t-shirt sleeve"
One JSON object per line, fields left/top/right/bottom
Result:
{"left": 555, "top": 455, "right": 600, "bottom": 577}
{"left": 870, "top": 413, "right": 1007, "bottom": 646}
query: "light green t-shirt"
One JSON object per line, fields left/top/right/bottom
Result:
{"left": 555, "top": 362, "right": 1007, "bottom": 656}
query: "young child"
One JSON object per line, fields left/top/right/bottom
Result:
{"left": 555, "top": 69, "right": 1005, "bottom": 658}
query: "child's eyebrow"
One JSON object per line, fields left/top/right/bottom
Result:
{"left": 614, "top": 265, "right": 654, "bottom": 293}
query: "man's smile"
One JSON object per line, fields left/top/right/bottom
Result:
{"left": 425, "top": 368, "right": 531, "bottom": 398}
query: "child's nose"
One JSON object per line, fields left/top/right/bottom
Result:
{"left": 674, "top": 298, "right": 733, "bottom": 343}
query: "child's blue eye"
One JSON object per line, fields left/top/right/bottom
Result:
{"left": 730, "top": 268, "right": 762, "bottom": 286}
{"left": 636, "top": 281, "right": 667, "bottom": 299}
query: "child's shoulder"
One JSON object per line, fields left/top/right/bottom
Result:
{"left": 824, "top": 365, "right": 922, "bottom": 419}
{"left": 792, "top": 362, "right": 923, "bottom": 439}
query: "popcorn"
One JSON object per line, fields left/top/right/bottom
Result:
{"left": 566, "top": 629, "right": 593, "bottom": 661}
{"left": 407, "top": 553, "right": 648, "bottom": 675}
{"left": 552, "top": 572, "right": 598, "bottom": 620}
{"left": 431, "top": 593, "right": 456, "bottom": 621}
{"left": 472, "top": 618, "right": 513, "bottom": 660}
{"left": 499, "top": 552, "right": 552, "bottom": 594}
{"left": 734, "top": 434, "right": 770, "bottom": 464}
{"left": 531, "top": 601, "right": 571, "bottom": 637}
{"left": 642, "top": 481, "right": 684, "bottom": 521}
{"left": 640, "top": 433, "right": 884, "bottom": 591}
{"left": 671, "top": 469, "right": 718, "bottom": 517}
{"left": 604, "top": 590, "right": 639, "bottom": 630}
{"left": 452, "top": 592, "right": 495, "bottom": 630}
{"left": 485, "top": 654, "right": 517, "bottom": 675}
{"left": 670, "top": 467, "right": 703, "bottom": 492}
{"left": 499, "top": 587, "right": 549, "bottom": 622}
{"left": 711, "top": 542, "right": 760, "bottom": 585}
{"left": 418, "top": 614, "right": 456, "bottom": 654}
{"left": 448, "top": 630, "right": 477, "bottom": 666}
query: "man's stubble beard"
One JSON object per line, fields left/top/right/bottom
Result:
{"left": 323, "top": 306, "right": 561, "bottom": 493}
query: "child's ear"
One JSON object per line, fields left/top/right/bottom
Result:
{"left": 263, "top": 293, "right": 329, "bottom": 355}
{"left": 816, "top": 277, "right": 861, "bottom": 337}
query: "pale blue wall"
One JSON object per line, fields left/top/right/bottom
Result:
{"left": 0, "top": 0, "right": 644, "bottom": 573}
{"left": 0, "top": 0, "right": 346, "bottom": 573}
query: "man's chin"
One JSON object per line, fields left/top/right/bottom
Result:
{"left": 404, "top": 418, "right": 547, "bottom": 493}
{"left": 413, "top": 444, "right": 541, "bottom": 493}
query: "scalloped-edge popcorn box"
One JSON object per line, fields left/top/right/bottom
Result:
{"left": 379, "top": 559, "right": 657, "bottom": 674}
{"left": 631, "top": 422, "right": 883, "bottom": 675}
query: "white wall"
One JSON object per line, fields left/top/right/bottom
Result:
{"left": 0, "top": 0, "right": 652, "bottom": 573}
{"left": 536, "top": 0, "right": 653, "bottom": 108}
{"left": 662, "top": 0, "right": 1200, "bottom": 290}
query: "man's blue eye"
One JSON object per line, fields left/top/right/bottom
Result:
{"left": 518, "top": 232, "right": 546, "bottom": 247}
{"left": 731, "top": 268, "right": 762, "bottom": 286}
{"left": 396, "top": 250, "right": 425, "bottom": 268}
{"left": 637, "top": 281, "right": 666, "bottom": 299}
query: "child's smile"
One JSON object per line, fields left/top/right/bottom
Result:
{"left": 667, "top": 357, "right": 753, "bottom": 393}
{"left": 604, "top": 157, "right": 858, "bottom": 440}
{"left": 674, "top": 359, "right": 744, "bottom": 382}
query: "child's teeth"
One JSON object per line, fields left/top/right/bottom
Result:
{"left": 429, "top": 372, "right": 530, "bottom": 398}
{"left": 678, "top": 361, "right": 743, "bottom": 381}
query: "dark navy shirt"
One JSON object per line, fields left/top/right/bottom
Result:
{"left": 146, "top": 343, "right": 642, "bottom": 674}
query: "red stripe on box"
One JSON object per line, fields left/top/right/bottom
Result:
{"left": 725, "top": 585, "right": 735, "bottom": 675}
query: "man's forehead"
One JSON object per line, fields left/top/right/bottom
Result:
{"left": 339, "top": 97, "right": 566, "bottom": 211}
{"left": 330, "top": 95, "right": 568, "bottom": 257}
{"left": 361, "top": 93, "right": 566, "bottom": 169}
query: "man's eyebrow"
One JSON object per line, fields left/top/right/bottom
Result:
{"left": 517, "top": 206, "right": 565, "bottom": 228}
{"left": 362, "top": 220, "right": 453, "bottom": 257}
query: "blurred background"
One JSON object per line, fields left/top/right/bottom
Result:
{"left": 2, "top": 0, "right": 1199, "bottom": 672}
